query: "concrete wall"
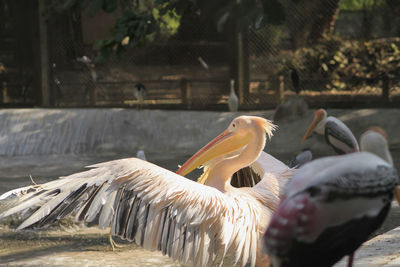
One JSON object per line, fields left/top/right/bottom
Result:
{"left": 1, "top": 108, "right": 399, "bottom": 158}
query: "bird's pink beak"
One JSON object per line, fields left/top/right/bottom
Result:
{"left": 176, "top": 128, "right": 251, "bottom": 176}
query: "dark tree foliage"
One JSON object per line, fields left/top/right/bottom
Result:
{"left": 48, "top": 0, "right": 287, "bottom": 59}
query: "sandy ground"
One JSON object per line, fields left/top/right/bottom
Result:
{"left": 0, "top": 108, "right": 399, "bottom": 266}
{"left": 336, "top": 225, "right": 400, "bottom": 267}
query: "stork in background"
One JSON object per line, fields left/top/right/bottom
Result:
{"left": 134, "top": 83, "right": 146, "bottom": 107}
{"left": 273, "top": 67, "right": 308, "bottom": 122}
{"left": 76, "top": 56, "right": 97, "bottom": 82}
{"left": 302, "top": 108, "right": 359, "bottom": 155}
{"left": 76, "top": 56, "right": 98, "bottom": 104}
{"left": 228, "top": 79, "right": 239, "bottom": 112}
{"left": 263, "top": 127, "right": 399, "bottom": 267}
{"left": 51, "top": 63, "right": 64, "bottom": 106}
{"left": 289, "top": 67, "right": 300, "bottom": 95}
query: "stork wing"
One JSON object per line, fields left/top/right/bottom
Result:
{"left": 324, "top": 119, "right": 359, "bottom": 154}
{"left": 0, "top": 158, "right": 260, "bottom": 267}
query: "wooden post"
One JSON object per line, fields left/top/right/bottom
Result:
{"left": 233, "top": 0, "right": 249, "bottom": 107}
{"left": 89, "top": 66, "right": 97, "bottom": 105}
{"left": 236, "top": 31, "right": 245, "bottom": 105}
{"left": 180, "top": 78, "right": 191, "bottom": 109}
{"left": 381, "top": 73, "right": 390, "bottom": 102}
{"left": 278, "top": 75, "right": 285, "bottom": 103}
{"left": 38, "top": 0, "right": 50, "bottom": 106}
{"left": 1, "top": 82, "right": 8, "bottom": 103}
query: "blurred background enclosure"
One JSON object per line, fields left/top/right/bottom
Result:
{"left": 1, "top": 0, "right": 400, "bottom": 109}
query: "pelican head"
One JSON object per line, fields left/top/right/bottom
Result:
{"left": 302, "top": 109, "right": 327, "bottom": 144}
{"left": 176, "top": 116, "right": 276, "bottom": 177}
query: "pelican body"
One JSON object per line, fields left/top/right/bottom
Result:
{"left": 264, "top": 128, "right": 399, "bottom": 267}
{"left": 0, "top": 116, "right": 292, "bottom": 267}
{"left": 302, "top": 109, "right": 359, "bottom": 154}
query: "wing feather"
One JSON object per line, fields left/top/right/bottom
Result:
{"left": 183, "top": 225, "right": 194, "bottom": 263}
{"left": 0, "top": 158, "right": 263, "bottom": 266}
{"left": 16, "top": 190, "right": 70, "bottom": 230}
{"left": 98, "top": 188, "right": 118, "bottom": 229}
{"left": 83, "top": 183, "right": 110, "bottom": 222}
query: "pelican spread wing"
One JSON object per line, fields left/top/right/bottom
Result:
{"left": 250, "top": 152, "right": 294, "bottom": 208}
{"left": 0, "top": 158, "right": 260, "bottom": 267}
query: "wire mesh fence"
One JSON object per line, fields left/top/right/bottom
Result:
{"left": 1, "top": 1, "right": 400, "bottom": 109}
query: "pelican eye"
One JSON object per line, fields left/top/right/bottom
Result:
{"left": 232, "top": 123, "right": 236, "bottom": 128}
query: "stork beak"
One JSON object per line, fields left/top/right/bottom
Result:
{"left": 302, "top": 122, "right": 317, "bottom": 144}
{"left": 302, "top": 112, "right": 324, "bottom": 144}
{"left": 395, "top": 186, "right": 400, "bottom": 206}
{"left": 176, "top": 129, "right": 251, "bottom": 176}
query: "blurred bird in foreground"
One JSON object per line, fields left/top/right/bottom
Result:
{"left": 302, "top": 109, "right": 359, "bottom": 155}
{"left": 228, "top": 79, "right": 239, "bottom": 112}
{"left": 264, "top": 127, "right": 399, "bottom": 267}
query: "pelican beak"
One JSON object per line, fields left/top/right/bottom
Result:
{"left": 302, "top": 111, "right": 324, "bottom": 144}
{"left": 176, "top": 128, "right": 251, "bottom": 176}
{"left": 395, "top": 186, "right": 400, "bottom": 206}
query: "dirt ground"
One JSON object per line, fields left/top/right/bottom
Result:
{"left": 0, "top": 108, "right": 399, "bottom": 266}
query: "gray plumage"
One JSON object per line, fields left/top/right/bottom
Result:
{"left": 325, "top": 120, "right": 359, "bottom": 155}
{"left": 288, "top": 149, "right": 313, "bottom": 169}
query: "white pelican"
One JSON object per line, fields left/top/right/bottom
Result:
{"left": 302, "top": 109, "right": 359, "bottom": 154}
{"left": 228, "top": 79, "right": 239, "bottom": 112}
{"left": 263, "top": 127, "right": 399, "bottom": 267}
{"left": 0, "top": 116, "right": 292, "bottom": 267}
